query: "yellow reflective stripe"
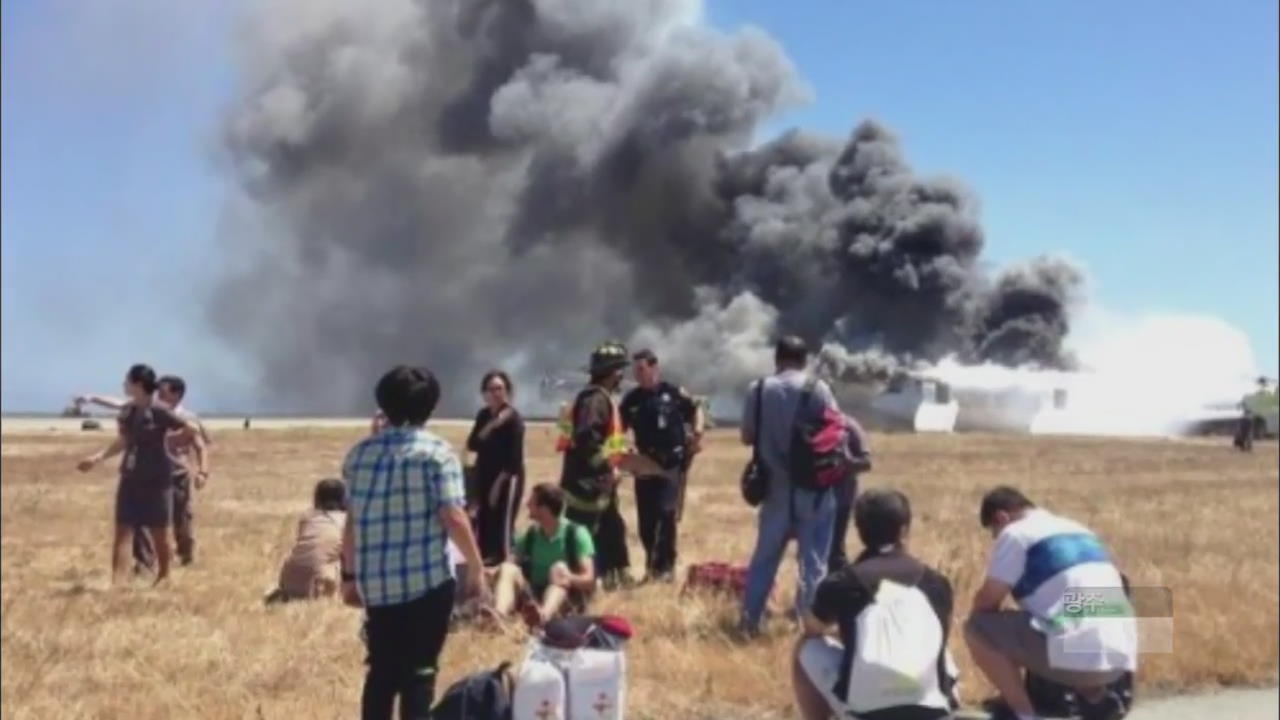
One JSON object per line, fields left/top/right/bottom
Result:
{"left": 558, "top": 389, "right": 627, "bottom": 460}
{"left": 555, "top": 402, "right": 574, "bottom": 452}
{"left": 563, "top": 489, "right": 611, "bottom": 512}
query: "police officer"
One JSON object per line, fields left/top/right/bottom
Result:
{"left": 619, "top": 349, "right": 704, "bottom": 582}
{"left": 557, "top": 341, "right": 632, "bottom": 587}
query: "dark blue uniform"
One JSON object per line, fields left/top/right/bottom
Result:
{"left": 620, "top": 382, "right": 697, "bottom": 578}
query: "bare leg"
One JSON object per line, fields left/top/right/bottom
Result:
{"left": 132, "top": 524, "right": 156, "bottom": 574}
{"left": 492, "top": 563, "right": 525, "bottom": 617}
{"left": 964, "top": 620, "right": 1035, "bottom": 716}
{"left": 149, "top": 526, "right": 172, "bottom": 585}
{"left": 112, "top": 524, "right": 134, "bottom": 586}
{"left": 538, "top": 585, "right": 570, "bottom": 620}
{"left": 792, "top": 639, "right": 835, "bottom": 720}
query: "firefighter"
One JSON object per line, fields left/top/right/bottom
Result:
{"left": 1235, "top": 377, "right": 1275, "bottom": 452}
{"left": 556, "top": 341, "right": 632, "bottom": 588}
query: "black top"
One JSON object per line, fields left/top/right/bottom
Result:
{"left": 619, "top": 381, "right": 698, "bottom": 470}
{"left": 811, "top": 547, "right": 954, "bottom": 713}
{"left": 117, "top": 403, "right": 186, "bottom": 485}
{"left": 466, "top": 405, "right": 525, "bottom": 487}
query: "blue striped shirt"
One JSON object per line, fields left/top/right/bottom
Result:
{"left": 342, "top": 426, "right": 465, "bottom": 607}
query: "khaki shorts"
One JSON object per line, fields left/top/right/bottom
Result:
{"left": 966, "top": 611, "right": 1125, "bottom": 688}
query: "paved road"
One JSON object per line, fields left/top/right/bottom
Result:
{"left": 1127, "top": 687, "right": 1277, "bottom": 720}
{"left": 952, "top": 687, "right": 1279, "bottom": 720}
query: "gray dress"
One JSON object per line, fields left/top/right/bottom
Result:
{"left": 114, "top": 403, "right": 184, "bottom": 527}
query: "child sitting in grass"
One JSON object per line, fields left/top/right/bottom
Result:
{"left": 265, "top": 479, "right": 347, "bottom": 604}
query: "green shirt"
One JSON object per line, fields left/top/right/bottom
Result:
{"left": 518, "top": 520, "right": 595, "bottom": 589}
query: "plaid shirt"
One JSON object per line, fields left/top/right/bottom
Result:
{"left": 342, "top": 426, "right": 465, "bottom": 607}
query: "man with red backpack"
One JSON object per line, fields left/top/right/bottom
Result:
{"left": 827, "top": 413, "right": 872, "bottom": 573}
{"left": 739, "top": 335, "right": 849, "bottom": 636}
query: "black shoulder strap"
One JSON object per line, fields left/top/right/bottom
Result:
{"left": 851, "top": 553, "right": 928, "bottom": 595}
{"left": 794, "top": 376, "right": 817, "bottom": 429}
{"left": 749, "top": 379, "right": 764, "bottom": 465}
{"left": 566, "top": 521, "right": 580, "bottom": 568}
{"left": 521, "top": 529, "right": 534, "bottom": 559}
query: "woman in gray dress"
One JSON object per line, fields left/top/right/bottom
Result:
{"left": 77, "top": 364, "right": 205, "bottom": 586}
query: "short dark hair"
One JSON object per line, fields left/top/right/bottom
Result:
{"left": 775, "top": 335, "right": 808, "bottom": 366}
{"left": 979, "top": 486, "right": 1035, "bottom": 528}
{"left": 158, "top": 375, "right": 186, "bottom": 400}
{"left": 374, "top": 365, "right": 441, "bottom": 426}
{"left": 313, "top": 478, "right": 346, "bottom": 511}
{"left": 480, "top": 370, "right": 514, "bottom": 397}
{"left": 854, "top": 489, "right": 912, "bottom": 548}
{"left": 126, "top": 364, "right": 158, "bottom": 394}
{"left": 529, "top": 482, "right": 565, "bottom": 516}
{"left": 632, "top": 349, "right": 658, "bottom": 365}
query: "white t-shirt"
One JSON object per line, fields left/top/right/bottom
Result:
{"left": 987, "top": 509, "right": 1138, "bottom": 672}
{"left": 446, "top": 540, "right": 463, "bottom": 577}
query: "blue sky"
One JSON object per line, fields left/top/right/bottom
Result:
{"left": 2, "top": 0, "right": 1276, "bottom": 412}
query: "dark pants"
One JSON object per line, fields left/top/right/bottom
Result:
{"left": 826, "top": 475, "right": 859, "bottom": 574}
{"left": 134, "top": 474, "right": 194, "bottom": 569}
{"left": 362, "top": 580, "right": 455, "bottom": 720}
{"left": 475, "top": 475, "right": 523, "bottom": 566}
{"left": 1235, "top": 415, "right": 1256, "bottom": 451}
{"left": 566, "top": 492, "right": 630, "bottom": 581}
{"left": 635, "top": 471, "right": 681, "bottom": 576}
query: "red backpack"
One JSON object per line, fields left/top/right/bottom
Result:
{"left": 682, "top": 562, "right": 750, "bottom": 600}
{"left": 789, "top": 378, "right": 851, "bottom": 493}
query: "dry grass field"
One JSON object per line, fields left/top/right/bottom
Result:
{"left": 2, "top": 423, "right": 1277, "bottom": 719}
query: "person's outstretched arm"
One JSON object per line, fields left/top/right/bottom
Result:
{"left": 76, "top": 394, "right": 128, "bottom": 410}
{"left": 77, "top": 433, "right": 125, "bottom": 472}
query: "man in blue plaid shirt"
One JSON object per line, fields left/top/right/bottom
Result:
{"left": 340, "top": 365, "right": 487, "bottom": 720}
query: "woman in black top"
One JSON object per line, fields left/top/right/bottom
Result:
{"left": 76, "top": 363, "right": 204, "bottom": 586}
{"left": 466, "top": 370, "right": 526, "bottom": 566}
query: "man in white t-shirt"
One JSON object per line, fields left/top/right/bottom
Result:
{"left": 964, "top": 486, "right": 1137, "bottom": 720}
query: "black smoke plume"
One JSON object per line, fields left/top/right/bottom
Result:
{"left": 213, "top": 0, "right": 1082, "bottom": 414}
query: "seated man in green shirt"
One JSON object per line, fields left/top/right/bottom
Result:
{"left": 486, "top": 482, "right": 596, "bottom": 628}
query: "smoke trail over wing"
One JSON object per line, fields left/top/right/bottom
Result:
{"left": 212, "top": 0, "right": 1083, "bottom": 414}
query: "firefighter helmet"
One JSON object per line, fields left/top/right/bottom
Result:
{"left": 588, "top": 341, "right": 629, "bottom": 376}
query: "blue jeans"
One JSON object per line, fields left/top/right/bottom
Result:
{"left": 741, "top": 487, "right": 836, "bottom": 631}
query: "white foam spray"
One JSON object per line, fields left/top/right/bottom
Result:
{"left": 926, "top": 309, "right": 1261, "bottom": 437}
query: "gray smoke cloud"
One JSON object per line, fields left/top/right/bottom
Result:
{"left": 213, "top": 0, "right": 1083, "bottom": 415}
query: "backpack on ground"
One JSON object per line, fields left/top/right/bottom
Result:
{"left": 432, "top": 661, "right": 515, "bottom": 720}
{"left": 511, "top": 618, "right": 629, "bottom": 720}
{"left": 682, "top": 562, "right": 751, "bottom": 601}
{"left": 789, "top": 378, "right": 850, "bottom": 494}
{"left": 843, "top": 568, "right": 955, "bottom": 715}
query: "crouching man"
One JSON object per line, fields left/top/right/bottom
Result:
{"left": 487, "top": 483, "right": 596, "bottom": 629}
{"left": 964, "top": 486, "right": 1137, "bottom": 720}
{"left": 793, "top": 489, "right": 958, "bottom": 720}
